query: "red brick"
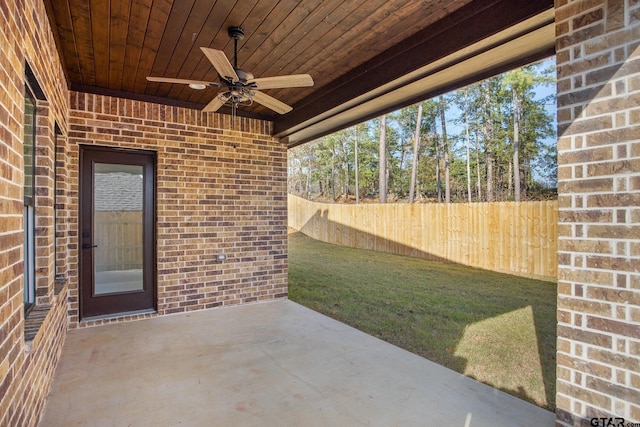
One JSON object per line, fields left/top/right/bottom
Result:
{"left": 586, "top": 316, "right": 640, "bottom": 338}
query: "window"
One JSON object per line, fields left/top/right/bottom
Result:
{"left": 24, "top": 85, "right": 36, "bottom": 312}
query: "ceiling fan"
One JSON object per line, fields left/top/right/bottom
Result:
{"left": 147, "top": 26, "right": 314, "bottom": 115}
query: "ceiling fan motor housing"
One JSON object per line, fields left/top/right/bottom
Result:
{"left": 234, "top": 68, "right": 254, "bottom": 84}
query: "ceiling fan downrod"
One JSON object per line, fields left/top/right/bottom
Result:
{"left": 228, "top": 26, "right": 244, "bottom": 70}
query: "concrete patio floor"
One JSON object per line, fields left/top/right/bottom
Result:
{"left": 39, "top": 300, "right": 554, "bottom": 426}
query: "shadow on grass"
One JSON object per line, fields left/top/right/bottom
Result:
{"left": 288, "top": 225, "right": 557, "bottom": 412}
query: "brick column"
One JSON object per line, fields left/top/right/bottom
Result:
{"left": 55, "top": 132, "right": 70, "bottom": 293}
{"left": 556, "top": 1, "right": 640, "bottom": 424}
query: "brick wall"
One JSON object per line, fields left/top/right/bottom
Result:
{"left": 66, "top": 92, "right": 289, "bottom": 326}
{"left": 0, "top": 0, "right": 70, "bottom": 425}
{"left": 556, "top": 1, "right": 640, "bottom": 424}
{"left": 34, "top": 103, "right": 56, "bottom": 306}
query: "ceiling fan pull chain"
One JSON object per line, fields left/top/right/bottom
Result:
{"left": 232, "top": 100, "right": 237, "bottom": 130}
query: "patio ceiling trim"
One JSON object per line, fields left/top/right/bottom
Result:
{"left": 68, "top": 83, "right": 276, "bottom": 122}
{"left": 274, "top": 0, "right": 555, "bottom": 147}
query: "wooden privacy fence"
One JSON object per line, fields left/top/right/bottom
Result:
{"left": 94, "top": 211, "right": 143, "bottom": 272}
{"left": 288, "top": 194, "right": 558, "bottom": 280}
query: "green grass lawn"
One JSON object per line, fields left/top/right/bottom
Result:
{"left": 288, "top": 231, "right": 557, "bottom": 411}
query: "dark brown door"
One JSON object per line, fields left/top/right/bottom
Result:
{"left": 80, "top": 146, "right": 156, "bottom": 319}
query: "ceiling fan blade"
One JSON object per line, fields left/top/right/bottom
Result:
{"left": 203, "top": 93, "right": 231, "bottom": 113}
{"left": 252, "top": 91, "right": 293, "bottom": 114}
{"left": 200, "top": 47, "right": 239, "bottom": 83}
{"left": 146, "top": 76, "right": 220, "bottom": 88}
{"left": 248, "top": 74, "right": 314, "bottom": 90}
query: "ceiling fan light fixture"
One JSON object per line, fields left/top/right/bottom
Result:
{"left": 239, "top": 94, "right": 253, "bottom": 105}
{"left": 188, "top": 83, "right": 207, "bottom": 90}
{"left": 220, "top": 88, "right": 253, "bottom": 107}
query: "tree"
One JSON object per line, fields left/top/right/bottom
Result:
{"left": 502, "top": 64, "right": 555, "bottom": 200}
{"left": 462, "top": 90, "right": 473, "bottom": 202}
{"left": 453, "top": 85, "right": 483, "bottom": 201}
{"left": 355, "top": 125, "right": 360, "bottom": 203}
{"left": 482, "top": 80, "right": 496, "bottom": 202}
{"left": 434, "top": 119, "right": 442, "bottom": 203}
{"left": 379, "top": 115, "right": 388, "bottom": 203}
{"left": 336, "top": 130, "right": 350, "bottom": 199}
{"left": 409, "top": 103, "right": 423, "bottom": 203}
{"left": 287, "top": 143, "right": 315, "bottom": 198}
{"left": 439, "top": 95, "right": 451, "bottom": 203}
{"left": 512, "top": 84, "right": 521, "bottom": 201}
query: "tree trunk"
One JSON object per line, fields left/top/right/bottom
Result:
{"left": 484, "top": 85, "right": 494, "bottom": 202}
{"left": 439, "top": 95, "right": 450, "bottom": 203}
{"left": 344, "top": 162, "right": 349, "bottom": 199}
{"left": 508, "top": 161, "right": 513, "bottom": 198}
{"left": 475, "top": 131, "right": 481, "bottom": 200}
{"left": 464, "top": 94, "right": 472, "bottom": 203}
{"left": 486, "top": 150, "right": 494, "bottom": 202}
{"left": 523, "top": 155, "right": 530, "bottom": 199}
{"left": 355, "top": 127, "right": 360, "bottom": 203}
{"left": 340, "top": 137, "right": 349, "bottom": 199}
{"left": 379, "top": 115, "right": 387, "bottom": 203}
{"left": 331, "top": 138, "right": 336, "bottom": 201}
{"left": 435, "top": 135, "right": 441, "bottom": 203}
{"left": 306, "top": 155, "right": 311, "bottom": 199}
{"left": 397, "top": 147, "right": 406, "bottom": 197}
{"left": 512, "top": 87, "right": 521, "bottom": 202}
{"left": 409, "top": 103, "right": 423, "bottom": 203}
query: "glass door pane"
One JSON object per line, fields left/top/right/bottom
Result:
{"left": 93, "top": 163, "right": 144, "bottom": 295}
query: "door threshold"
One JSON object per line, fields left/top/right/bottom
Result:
{"left": 80, "top": 309, "right": 157, "bottom": 325}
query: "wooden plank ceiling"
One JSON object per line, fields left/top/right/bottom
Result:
{"left": 43, "top": 0, "right": 554, "bottom": 144}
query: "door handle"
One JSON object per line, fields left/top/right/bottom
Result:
{"left": 82, "top": 244, "right": 98, "bottom": 249}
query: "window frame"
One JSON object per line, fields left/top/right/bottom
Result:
{"left": 23, "top": 82, "right": 37, "bottom": 313}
